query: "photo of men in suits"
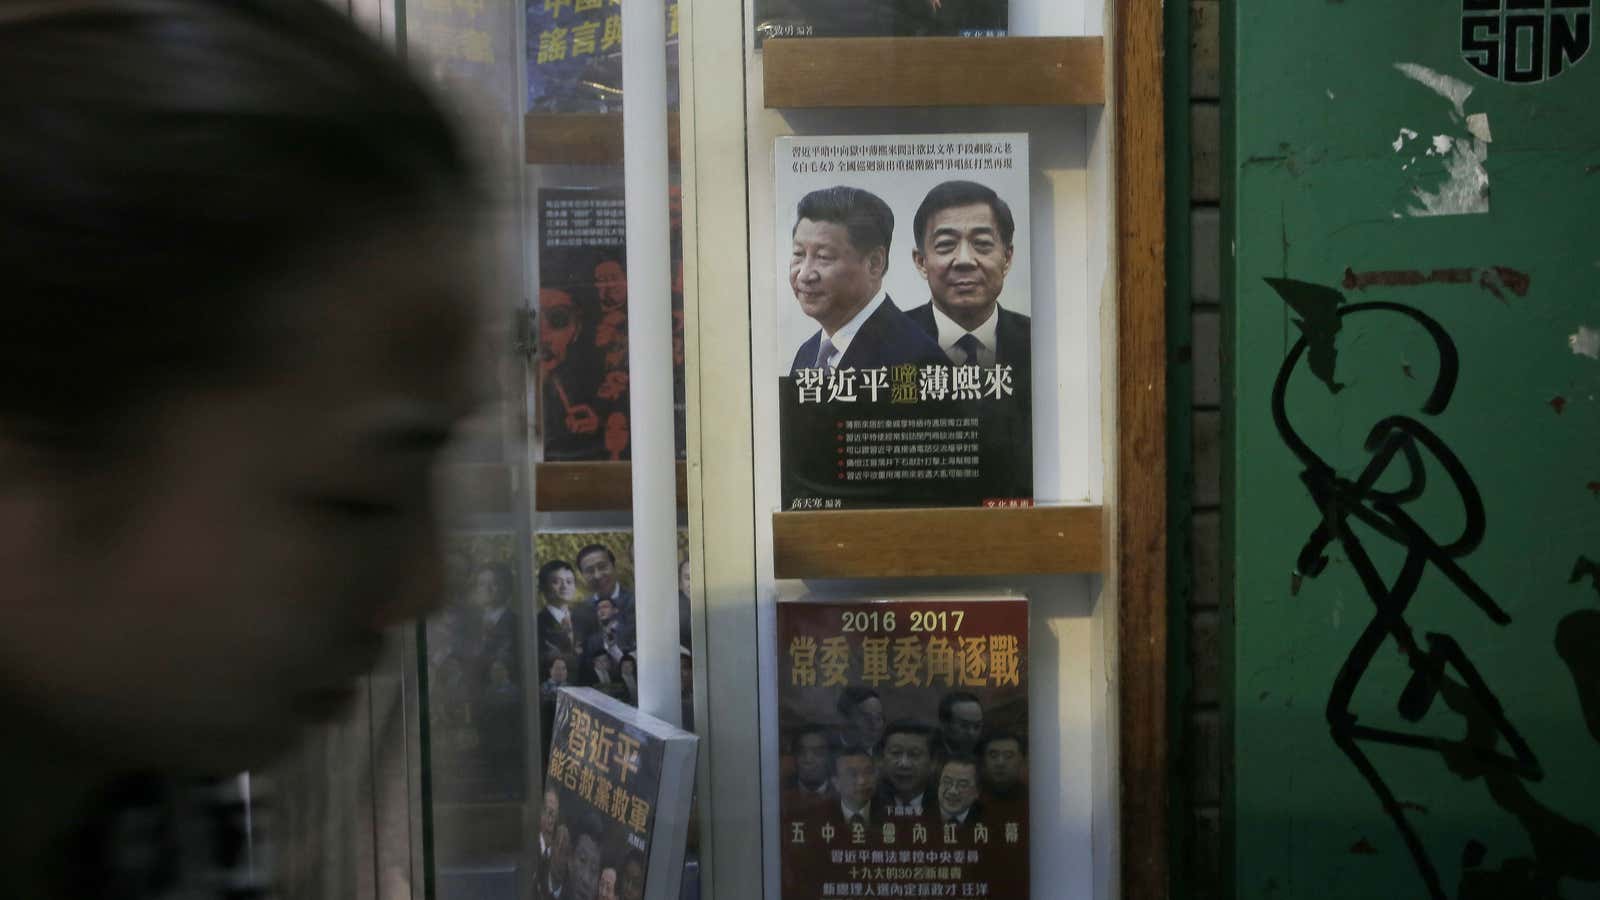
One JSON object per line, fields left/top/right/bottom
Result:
{"left": 787, "top": 185, "right": 948, "bottom": 375}
{"left": 934, "top": 756, "right": 984, "bottom": 831}
{"left": 577, "top": 543, "right": 636, "bottom": 640}
{"left": 906, "top": 180, "right": 1029, "bottom": 374}
{"left": 907, "top": 179, "right": 1034, "bottom": 500}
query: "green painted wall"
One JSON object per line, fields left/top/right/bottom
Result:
{"left": 1224, "top": 3, "right": 1600, "bottom": 899}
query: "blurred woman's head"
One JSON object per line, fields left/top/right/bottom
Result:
{"left": 0, "top": 0, "right": 487, "bottom": 775}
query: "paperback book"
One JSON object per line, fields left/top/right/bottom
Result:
{"left": 537, "top": 186, "right": 686, "bottom": 462}
{"left": 539, "top": 688, "right": 699, "bottom": 900}
{"left": 774, "top": 134, "right": 1033, "bottom": 509}
{"left": 776, "top": 596, "right": 1030, "bottom": 900}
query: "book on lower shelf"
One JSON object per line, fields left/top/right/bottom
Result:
{"left": 774, "top": 133, "right": 1034, "bottom": 510}
{"left": 541, "top": 687, "right": 700, "bottom": 900}
{"left": 776, "top": 595, "right": 1030, "bottom": 900}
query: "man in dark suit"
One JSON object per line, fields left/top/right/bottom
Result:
{"left": 783, "top": 742, "right": 882, "bottom": 896}
{"left": 875, "top": 720, "right": 941, "bottom": 823}
{"left": 905, "top": 180, "right": 1033, "bottom": 500}
{"left": 787, "top": 185, "right": 947, "bottom": 375}
{"left": 905, "top": 180, "right": 1029, "bottom": 373}
{"left": 577, "top": 543, "right": 636, "bottom": 641}
{"left": 977, "top": 729, "right": 1028, "bottom": 829}
{"left": 933, "top": 756, "right": 986, "bottom": 843}
{"left": 537, "top": 560, "right": 597, "bottom": 667}
{"left": 798, "top": 743, "right": 881, "bottom": 843}
{"left": 580, "top": 596, "right": 635, "bottom": 675}
{"left": 781, "top": 724, "right": 837, "bottom": 817}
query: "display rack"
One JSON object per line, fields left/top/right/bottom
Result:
{"left": 524, "top": 112, "right": 682, "bottom": 164}
{"left": 772, "top": 504, "right": 1103, "bottom": 579}
{"left": 679, "top": 1, "right": 1169, "bottom": 896}
{"left": 532, "top": 461, "right": 688, "bottom": 511}
{"left": 763, "top": 36, "right": 1105, "bottom": 108}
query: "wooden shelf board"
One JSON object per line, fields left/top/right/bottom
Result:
{"left": 525, "top": 112, "right": 681, "bottom": 165}
{"left": 772, "top": 504, "right": 1103, "bottom": 579}
{"left": 535, "top": 461, "right": 687, "bottom": 511}
{"left": 762, "top": 36, "right": 1105, "bottom": 108}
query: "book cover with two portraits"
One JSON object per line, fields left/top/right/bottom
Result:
{"left": 775, "top": 134, "right": 1033, "bottom": 510}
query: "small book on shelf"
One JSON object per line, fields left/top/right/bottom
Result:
{"left": 542, "top": 687, "right": 699, "bottom": 900}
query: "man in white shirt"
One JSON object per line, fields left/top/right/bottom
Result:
{"left": 936, "top": 757, "right": 983, "bottom": 827}
{"left": 876, "top": 721, "right": 939, "bottom": 820}
{"left": 537, "top": 560, "right": 597, "bottom": 662}
{"left": 577, "top": 544, "right": 636, "bottom": 643}
{"left": 905, "top": 180, "right": 1030, "bottom": 374}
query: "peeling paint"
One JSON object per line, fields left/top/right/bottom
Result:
{"left": 1571, "top": 325, "right": 1600, "bottom": 359}
{"left": 1391, "top": 65, "right": 1490, "bottom": 217}
{"left": 1407, "top": 131, "right": 1490, "bottom": 217}
{"left": 1466, "top": 113, "right": 1492, "bottom": 143}
{"left": 1395, "top": 62, "right": 1474, "bottom": 116}
{"left": 1327, "top": 89, "right": 1337, "bottom": 99}
{"left": 1341, "top": 265, "right": 1529, "bottom": 301}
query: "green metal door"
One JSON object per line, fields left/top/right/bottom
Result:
{"left": 1225, "top": 2, "right": 1600, "bottom": 898}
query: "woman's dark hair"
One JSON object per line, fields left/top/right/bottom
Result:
{"left": 0, "top": 0, "right": 479, "bottom": 452}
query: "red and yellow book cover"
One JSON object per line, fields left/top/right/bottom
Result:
{"left": 777, "top": 597, "right": 1030, "bottom": 900}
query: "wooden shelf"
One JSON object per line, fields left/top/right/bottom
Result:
{"left": 763, "top": 37, "right": 1104, "bottom": 108}
{"left": 535, "top": 461, "right": 687, "bottom": 511}
{"left": 525, "top": 113, "right": 681, "bottom": 165}
{"left": 772, "top": 504, "right": 1103, "bottom": 579}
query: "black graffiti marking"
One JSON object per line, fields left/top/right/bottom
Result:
{"left": 1445, "top": 656, "right": 1600, "bottom": 899}
{"left": 1266, "top": 276, "right": 1346, "bottom": 394}
{"left": 1556, "top": 610, "right": 1600, "bottom": 745}
{"left": 1569, "top": 555, "right": 1600, "bottom": 598}
{"left": 1267, "top": 282, "right": 1543, "bottom": 900}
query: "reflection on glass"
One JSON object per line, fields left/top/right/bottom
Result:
{"left": 429, "top": 535, "right": 528, "bottom": 805}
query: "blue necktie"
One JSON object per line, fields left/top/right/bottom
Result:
{"left": 815, "top": 337, "right": 837, "bottom": 370}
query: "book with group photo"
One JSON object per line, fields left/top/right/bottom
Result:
{"left": 533, "top": 529, "right": 696, "bottom": 758}
{"left": 776, "top": 596, "right": 1030, "bottom": 900}
{"left": 539, "top": 687, "right": 699, "bottom": 900}
{"left": 773, "top": 133, "right": 1033, "bottom": 510}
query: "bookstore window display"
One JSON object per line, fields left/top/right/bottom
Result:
{"left": 393, "top": 0, "right": 1165, "bottom": 896}
{"left": 680, "top": 0, "right": 1168, "bottom": 897}
{"left": 399, "top": 1, "right": 707, "bottom": 899}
